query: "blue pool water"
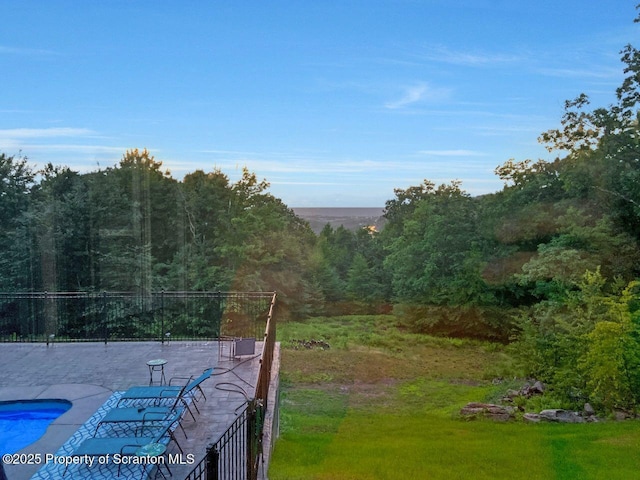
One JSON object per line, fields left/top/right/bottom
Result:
{"left": 0, "top": 400, "right": 72, "bottom": 454}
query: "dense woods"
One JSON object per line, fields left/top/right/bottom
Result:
{"left": 3, "top": 10, "right": 640, "bottom": 414}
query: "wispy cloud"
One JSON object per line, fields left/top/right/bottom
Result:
{"left": 473, "top": 124, "right": 546, "bottom": 136}
{"left": 209, "top": 158, "right": 403, "bottom": 175}
{"left": 418, "top": 149, "right": 487, "bottom": 157}
{"left": 0, "top": 128, "right": 128, "bottom": 170}
{"left": 412, "top": 45, "right": 522, "bottom": 67}
{"left": 0, "top": 128, "right": 99, "bottom": 152}
{"left": 22, "top": 144, "right": 125, "bottom": 154}
{"left": 0, "top": 128, "right": 94, "bottom": 139}
{"left": 534, "top": 66, "right": 621, "bottom": 79}
{"left": 385, "top": 82, "right": 451, "bottom": 109}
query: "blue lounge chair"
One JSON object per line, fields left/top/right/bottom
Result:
{"left": 95, "top": 383, "right": 188, "bottom": 437}
{"left": 64, "top": 421, "right": 180, "bottom": 477}
{"left": 95, "top": 405, "right": 188, "bottom": 439}
{"left": 117, "top": 368, "right": 213, "bottom": 420}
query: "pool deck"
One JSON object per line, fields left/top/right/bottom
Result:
{"left": 0, "top": 340, "right": 275, "bottom": 480}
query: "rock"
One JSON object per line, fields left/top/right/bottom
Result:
{"left": 523, "top": 413, "right": 541, "bottom": 422}
{"left": 505, "top": 389, "right": 521, "bottom": 398}
{"left": 530, "top": 381, "right": 545, "bottom": 395}
{"left": 583, "top": 403, "right": 595, "bottom": 416}
{"left": 539, "top": 409, "right": 585, "bottom": 423}
{"left": 460, "top": 402, "right": 514, "bottom": 421}
{"left": 614, "top": 410, "right": 630, "bottom": 421}
{"left": 290, "top": 339, "right": 331, "bottom": 350}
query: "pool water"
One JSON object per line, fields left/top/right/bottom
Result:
{"left": 0, "top": 400, "right": 72, "bottom": 454}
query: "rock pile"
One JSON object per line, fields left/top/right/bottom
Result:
{"left": 502, "top": 380, "right": 545, "bottom": 404}
{"left": 459, "top": 402, "right": 515, "bottom": 421}
{"left": 460, "top": 380, "right": 600, "bottom": 423}
{"left": 289, "top": 339, "right": 331, "bottom": 350}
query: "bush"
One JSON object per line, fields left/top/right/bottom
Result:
{"left": 395, "top": 304, "right": 517, "bottom": 342}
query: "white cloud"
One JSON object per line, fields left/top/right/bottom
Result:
{"left": 0, "top": 128, "right": 104, "bottom": 156}
{"left": 414, "top": 45, "right": 522, "bottom": 67}
{"left": 534, "top": 66, "right": 621, "bottom": 79}
{"left": 385, "top": 82, "right": 450, "bottom": 109}
{"left": 209, "top": 158, "right": 402, "bottom": 175}
{"left": 0, "top": 128, "right": 94, "bottom": 139}
{"left": 22, "top": 144, "right": 125, "bottom": 154}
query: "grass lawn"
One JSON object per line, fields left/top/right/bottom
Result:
{"left": 268, "top": 315, "right": 640, "bottom": 479}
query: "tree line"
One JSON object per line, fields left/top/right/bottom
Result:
{"left": 0, "top": 152, "right": 318, "bottom": 315}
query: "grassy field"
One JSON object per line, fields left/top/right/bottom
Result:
{"left": 268, "top": 315, "right": 640, "bottom": 479}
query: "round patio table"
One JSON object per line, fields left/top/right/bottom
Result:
{"left": 136, "top": 442, "right": 171, "bottom": 479}
{"left": 146, "top": 358, "right": 167, "bottom": 386}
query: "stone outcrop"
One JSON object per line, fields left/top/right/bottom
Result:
{"left": 538, "top": 409, "right": 585, "bottom": 423}
{"left": 289, "top": 339, "right": 331, "bottom": 350}
{"left": 465, "top": 380, "right": 605, "bottom": 423}
{"left": 502, "top": 380, "right": 545, "bottom": 404}
{"left": 460, "top": 402, "right": 515, "bottom": 421}
{"left": 583, "top": 403, "right": 596, "bottom": 416}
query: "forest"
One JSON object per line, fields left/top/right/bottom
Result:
{"left": 3, "top": 12, "right": 640, "bottom": 416}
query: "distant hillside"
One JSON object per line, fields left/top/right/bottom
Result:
{"left": 292, "top": 207, "right": 385, "bottom": 234}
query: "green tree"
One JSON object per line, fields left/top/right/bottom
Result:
{"left": 0, "top": 153, "right": 36, "bottom": 290}
{"left": 168, "top": 168, "right": 234, "bottom": 291}
{"left": 517, "top": 269, "right": 640, "bottom": 412}
{"left": 28, "top": 164, "right": 93, "bottom": 291}
{"left": 89, "top": 149, "right": 179, "bottom": 292}
{"left": 383, "top": 181, "right": 489, "bottom": 305}
{"left": 346, "top": 253, "right": 381, "bottom": 301}
{"left": 538, "top": 23, "right": 640, "bottom": 241}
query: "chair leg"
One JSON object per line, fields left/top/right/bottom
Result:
{"left": 169, "top": 429, "right": 184, "bottom": 455}
{"left": 181, "top": 399, "right": 197, "bottom": 422}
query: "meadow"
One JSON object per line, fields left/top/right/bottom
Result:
{"left": 268, "top": 315, "right": 640, "bottom": 479}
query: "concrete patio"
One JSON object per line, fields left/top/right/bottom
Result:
{"left": 0, "top": 340, "right": 276, "bottom": 480}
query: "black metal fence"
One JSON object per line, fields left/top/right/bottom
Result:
{"left": 184, "top": 400, "right": 264, "bottom": 480}
{"left": 183, "top": 293, "right": 277, "bottom": 480}
{"left": 185, "top": 394, "right": 265, "bottom": 480}
{"left": 0, "top": 291, "right": 274, "bottom": 343}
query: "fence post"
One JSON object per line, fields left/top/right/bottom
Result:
{"left": 205, "top": 444, "right": 218, "bottom": 480}
{"left": 160, "top": 290, "right": 165, "bottom": 344}
{"left": 247, "top": 399, "right": 262, "bottom": 480}
{"left": 102, "top": 291, "right": 108, "bottom": 345}
{"left": 44, "top": 291, "right": 49, "bottom": 346}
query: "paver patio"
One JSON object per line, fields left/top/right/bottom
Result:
{"left": 0, "top": 340, "right": 271, "bottom": 480}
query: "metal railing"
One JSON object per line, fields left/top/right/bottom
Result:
{"left": 0, "top": 291, "right": 274, "bottom": 343}
{"left": 255, "top": 293, "right": 277, "bottom": 409}
{"left": 184, "top": 292, "right": 277, "bottom": 480}
{"left": 185, "top": 400, "right": 264, "bottom": 480}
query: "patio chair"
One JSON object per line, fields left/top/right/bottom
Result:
{"left": 95, "top": 384, "right": 189, "bottom": 439}
{"left": 63, "top": 420, "right": 181, "bottom": 477}
{"left": 117, "top": 367, "right": 213, "bottom": 420}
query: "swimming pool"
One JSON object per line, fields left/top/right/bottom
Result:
{"left": 0, "top": 400, "right": 72, "bottom": 454}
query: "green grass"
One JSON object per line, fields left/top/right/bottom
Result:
{"left": 269, "top": 315, "right": 640, "bottom": 479}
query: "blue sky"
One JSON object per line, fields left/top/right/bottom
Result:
{"left": 1, "top": 1, "right": 636, "bottom": 206}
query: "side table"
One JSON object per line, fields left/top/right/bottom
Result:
{"left": 135, "top": 442, "right": 171, "bottom": 480}
{"left": 147, "top": 359, "right": 167, "bottom": 385}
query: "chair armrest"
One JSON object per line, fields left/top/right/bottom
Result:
{"left": 120, "top": 443, "right": 143, "bottom": 455}
{"left": 142, "top": 410, "right": 166, "bottom": 422}
{"left": 168, "top": 375, "right": 193, "bottom": 386}
{"left": 158, "top": 386, "right": 182, "bottom": 396}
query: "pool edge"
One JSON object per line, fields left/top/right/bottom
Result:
{"left": 0, "top": 384, "right": 112, "bottom": 480}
